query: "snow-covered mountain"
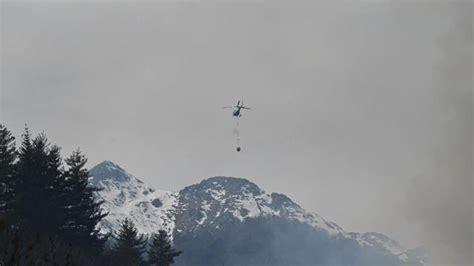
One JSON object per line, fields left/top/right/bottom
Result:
{"left": 89, "top": 161, "right": 424, "bottom": 266}
{"left": 89, "top": 161, "right": 177, "bottom": 236}
{"left": 174, "top": 176, "right": 346, "bottom": 237}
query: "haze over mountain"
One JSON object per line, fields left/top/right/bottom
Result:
{"left": 90, "top": 160, "right": 425, "bottom": 266}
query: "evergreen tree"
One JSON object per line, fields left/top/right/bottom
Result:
{"left": 112, "top": 218, "right": 147, "bottom": 266}
{"left": 0, "top": 125, "right": 19, "bottom": 266}
{"left": 61, "top": 149, "right": 107, "bottom": 250}
{"left": 0, "top": 126, "right": 109, "bottom": 265}
{"left": 148, "top": 230, "right": 182, "bottom": 266}
{"left": 10, "top": 127, "right": 34, "bottom": 233}
{"left": 0, "top": 124, "right": 17, "bottom": 218}
{"left": 10, "top": 129, "right": 90, "bottom": 265}
{"left": 13, "top": 131, "right": 64, "bottom": 236}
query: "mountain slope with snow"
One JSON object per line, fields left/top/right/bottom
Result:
{"left": 89, "top": 161, "right": 424, "bottom": 266}
{"left": 89, "top": 161, "right": 178, "bottom": 236}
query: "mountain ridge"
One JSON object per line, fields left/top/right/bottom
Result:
{"left": 89, "top": 160, "right": 425, "bottom": 266}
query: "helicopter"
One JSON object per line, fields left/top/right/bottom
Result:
{"left": 222, "top": 100, "right": 251, "bottom": 117}
{"left": 222, "top": 100, "right": 251, "bottom": 152}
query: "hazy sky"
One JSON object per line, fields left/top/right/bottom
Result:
{"left": 1, "top": 1, "right": 472, "bottom": 264}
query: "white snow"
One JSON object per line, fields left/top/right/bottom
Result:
{"left": 351, "top": 233, "right": 409, "bottom": 262}
{"left": 92, "top": 170, "right": 177, "bottom": 239}
{"left": 205, "top": 187, "right": 226, "bottom": 201}
{"left": 198, "top": 211, "right": 207, "bottom": 225}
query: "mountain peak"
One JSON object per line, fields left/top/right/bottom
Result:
{"left": 196, "top": 176, "right": 262, "bottom": 194}
{"left": 89, "top": 160, "right": 133, "bottom": 183}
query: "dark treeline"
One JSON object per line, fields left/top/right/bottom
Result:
{"left": 0, "top": 124, "right": 181, "bottom": 266}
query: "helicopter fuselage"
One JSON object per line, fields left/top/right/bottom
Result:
{"left": 232, "top": 107, "right": 241, "bottom": 117}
